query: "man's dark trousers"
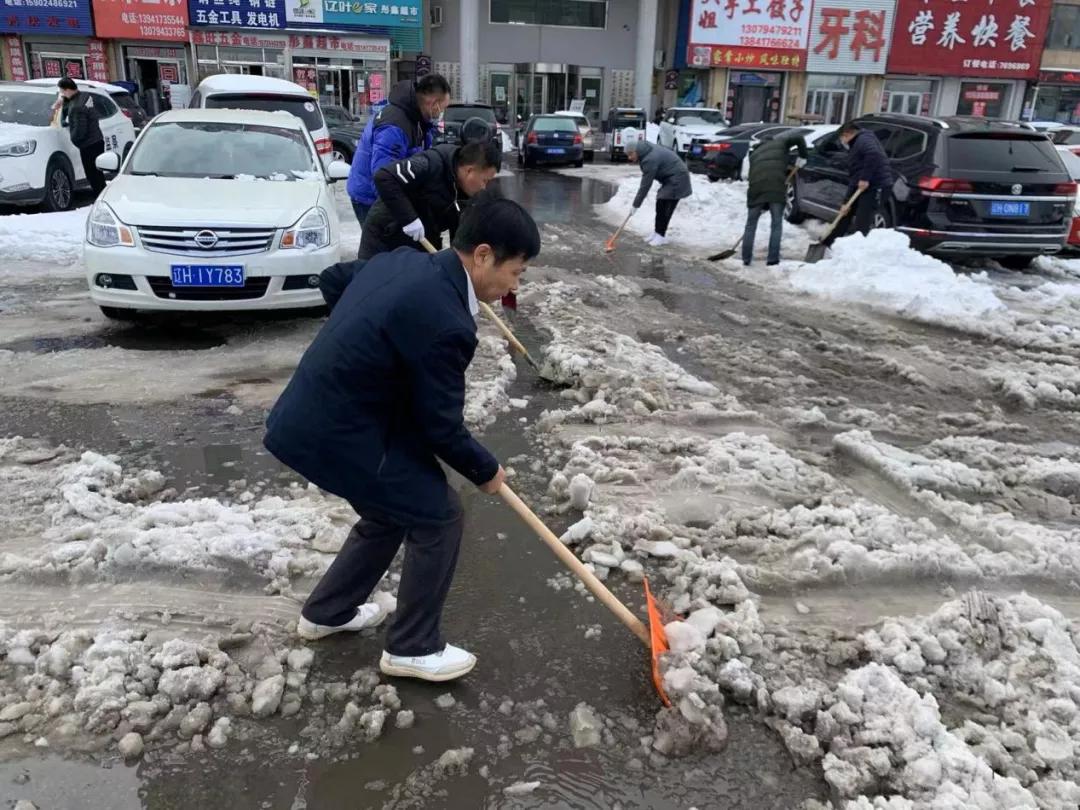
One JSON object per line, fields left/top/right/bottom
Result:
{"left": 301, "top": 487, "right": 464, "bottom": 657}
{"left": 822, "top": 187, "right": 882, "bottom": 247}
{"left": 80, "top": 141, "right": 107, "bottom": 196}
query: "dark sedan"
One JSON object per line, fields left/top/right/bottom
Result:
{"left": 322, "top": 104, "right": 366, "bottom": 163}
{"left": 517, "top": 115, "right": 584, "bottom": 169}
{"left": 687, "top": 123, "right": 796, "bottom": 180}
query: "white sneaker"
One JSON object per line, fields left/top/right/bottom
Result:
{"left": 297, "top": 604, "right": 384, "bottom": 640}
{"left": 379, "top": 643, "right": 477, "bottom": 682}
{"left": 651, "top": 234, "right": 669, "bottom": 246}
{"left": 644, "top": 233, "right": 660, "bottom": 246}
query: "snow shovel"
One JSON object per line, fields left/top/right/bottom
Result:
{"left": 604, "top": 209, "right": 634, "bottom": 253}
{"left": 497, "top": 483, "right": 672, "bottom": 706}
{"left": 804, "top": 187, "right": 864, "bottom": 264}
{"left": 707, "top": 167, "right": 798, "bottom": 261}
{"left": 418, "top": 238, "right": 551, "bottom": 381}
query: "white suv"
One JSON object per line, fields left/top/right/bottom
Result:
{"left": 188, "top": 74, "right": 333, "bottom": 164}
{"left": 84, "top": 107, "right": 350, "bottom": 319}
{"left": 0, "top": 80, "right": 135, "bottom": 210}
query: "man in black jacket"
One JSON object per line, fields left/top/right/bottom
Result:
{"left": 357, "top": 137, "right": 501, "bottom": 260}
{"left": 57, "top": 78, "right": 106, "bottom": 196}
{"left": 821, "top": 121, "right": 893, "bottom": 248}
{"left": 265, "top": 193, "right": 541, "bottom": 682}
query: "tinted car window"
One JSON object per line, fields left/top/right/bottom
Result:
{"left": 755, "top": 127, "right": 791, "bottom": 142}
{"left": 205, "top": 93, "right": 324, "bottom": 132}
{"left": 111, "top": 91, "right": 140, "bottom": 111}
{"left": 532, "top": 117, "right": 577, "bottom": 132}
{"left": 886, "top": 128, "right": 926, "bottom": 160}
{"left": 947, "top": 135, "right": 1064, "bottom": 173}
{"left": 445, "top": 105, "right": 497, "bottom": 124}
{"left": 90, "top": 93, "right": 118, "bottom": 118}
{"left": 614, "top": 113, "right": 645, "bottom": 128}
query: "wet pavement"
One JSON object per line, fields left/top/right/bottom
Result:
{"left": 0, "top": 167, "right": 831, "bottom": 808}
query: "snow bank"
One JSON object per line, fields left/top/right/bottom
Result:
{"left": 777, "top": 230, "right": 1006, "bottom": 330}
{"left": 0, "top": 208, "right": 87, "bottom": 269}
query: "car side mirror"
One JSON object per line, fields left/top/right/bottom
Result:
{"left": 96, "top": 150, "right": 121, "bottom": 175}
{"left": 327, "top": 159, "right": 351, "bottom": 181}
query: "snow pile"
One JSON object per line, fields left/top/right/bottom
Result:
{"left": 463, "top": 333, "right": 517, "bottom": 429}
{"left": 777, "top": 230, "right": 1006, "bottom": 331}
{"left": 983, "top": 356, "right": 1080, "bottom": 411}
{"left": 0, "top": 208, "right": 87, "bottom": 268}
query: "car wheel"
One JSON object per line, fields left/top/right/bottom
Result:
{"left": 332, "top": 143, "right": 354, "bottom": 163}
{"left": 872, "top": 201, "right": 894, "bottom": 230}
{"left": 524, "top": 155, "right": 535, "bottom": 170}
{"left": 785, "top": 180, "right": 806, "bottom": 224}
{"left": 574, "top": 159, "right": 584, "bottom": 168}
{"left": 42, "top": 157, "right": 74, "bottom": 212}
{"left": 1000, "top": 255, "right": 1034, "bottom": 270}
{"left": 584, "top": 150, "right": 594, "bottom": 162}
{"left": 99, "top": 306, "right": 138, "bottom": 321}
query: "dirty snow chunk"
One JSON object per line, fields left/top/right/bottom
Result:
{"left": 395, "top": 710, "right": 415, "bottom": 729}
{"left": 434, "top": 693, "right": 456, "bottom": 710}
{"left": 287, "top": 648, "right": 315, "bottom": 672}
{"left": 559, "top": 517, "right": 594, "bottom": 545}
{"left": 157, "top": 666, "right": 224, "bottom": 704}
{"left": 118, "top": 732, "right": 144, "bottom": 760}
{"left": 568, "top": 473, "right": 595, "bottom": 510}
{"left": 635, "top": 539, "right": 681, "bottom": 559}
{"left": 434, "top": 747, "right": 474, "bottom": 776}
{"left": 207, "top": 717, "right": 231, "bottom": 749}
{"left": 772, "top": 684, "right": 824, "bottom": 722}
{"left": 504, "top": 781, "right": 541, "bottom": 796}
{"left": 686, "top": 607, "right": 723, "bottom": 638}
{"left": 569, "top": 702, "right": 603, "bottom": 747}
{"left": 665, "top": 621, "right": 707, "bottom": 654}
{"left": 778, "top": 230, "right": 1006, "bottom": 331}
{"left": 251, "top": 675, "right": 285, "bottom": 718}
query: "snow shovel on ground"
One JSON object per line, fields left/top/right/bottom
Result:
{"left": 497, "top": 483, "right": 672, "bottom": 706}
{"left": 804, "top": 186, "right": 864, "bottom": 264}
{"left": 707, "top": 167, "right": 799, "bottom": 262}
{"left": 419, "top": 238, "right": 553, "bottom": 382}
{"left": 604, "top": 209, "right": 634, "bottom": 253}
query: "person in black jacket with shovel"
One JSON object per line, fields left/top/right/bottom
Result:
{"left": 819, "top": 121, "right": 892, "bottom": 250}
{"left": 57, "top": 77, "right": 106, "bottom": 196}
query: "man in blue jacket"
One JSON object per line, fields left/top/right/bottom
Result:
{"left": 821, "top": 121, "right": 893, "bottom": 249}
{"left": 345, "top": 74, "right": 451, "bottom": 225}
{"left": 264, "top": 193, "right": 541, "bottom": 683}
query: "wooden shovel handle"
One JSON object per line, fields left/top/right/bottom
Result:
{"left": 608, "top": 209, "right": 633, "bottom": 244}
{"left": 820, "top": 186, "right": 865, "bottom": 241}
{"left": 498, "top": 483, "right": 650, "bottom": 647}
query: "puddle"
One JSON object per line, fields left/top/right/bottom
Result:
{"left": 495, "top": 171, "right": 617, "bottom": 225}
{"left": 0, "top": 327, "right": 226, "bottom": 353}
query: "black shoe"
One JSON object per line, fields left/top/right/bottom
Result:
{"left": 766, "top": 260, "right": 779, "bottom": 266}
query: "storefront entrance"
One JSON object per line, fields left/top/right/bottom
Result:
{"left": 124, "top": 46, "right": 188, "bottom": 113}
{"left": 506, "top": 63, "right": 604, "bottom": 125}
{"left": 882, "top": 78, "right": 935, "bottom": 116}
{"left": 726, "top": 71, "right": 783, "bottom": 124}
{"left": 804, "top": 75, "right": 858, "bottom": 125}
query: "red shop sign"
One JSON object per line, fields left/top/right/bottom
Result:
{"left": 1039, "top": 70, "right": 1080, "bottom": 84}
{"left": 887, "top": 0, "right": 1052, "bottom": 79}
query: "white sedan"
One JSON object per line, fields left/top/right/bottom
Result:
{"left": 84, "top": 107, "right": 350, "bottom": 319}
{"left": 0, "top": 80, "right": 135, "bottom": 210}
{"left": 658, "top": 107, "right": 728, "bottom": 156}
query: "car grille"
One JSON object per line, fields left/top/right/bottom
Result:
{"left": 147, "top": 276, "right": 271, "bottom": 301}
{"left": 135, "top": 225, "right": 276, "bottom": 256}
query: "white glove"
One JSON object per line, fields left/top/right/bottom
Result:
{"left": 795, "top": 158, "right": 807, "bottom": 168}
{"left": 402, "top": 218, "right": 425, "bottom": 242}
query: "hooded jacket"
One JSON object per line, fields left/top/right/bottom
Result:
{"left": 61, "top": 91, "right": 103, "bottom": 149}
{"left": 346, "top": 80, "right": 435, "bottom": 205}
{"left": 747, "top": 133, "right": 808, "bottom": 208}
{"left": 358, "top": 144, "right": 468, "bottom": 260}
{"left": 629, "top": 140, "right": 692, "bottom": 209}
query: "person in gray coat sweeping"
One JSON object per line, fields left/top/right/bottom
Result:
{"left": 625, "top": 136, "right": 692, "bottom": 247}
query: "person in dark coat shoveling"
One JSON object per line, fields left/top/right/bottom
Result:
{"left": 264, "top": 193, "right": 541, "bottom": 683}
{"left": 624, "top": 135, "right": 692, "bottom": 247}
{"left": 819, "top": 121, "right": 893, "bottom": 251}
{"left": 741, "top": 132, "right": 807, "bottom": 267}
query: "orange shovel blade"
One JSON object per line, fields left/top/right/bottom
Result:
{"left": 644, "top": 577, "right": 672, "bottom": 707}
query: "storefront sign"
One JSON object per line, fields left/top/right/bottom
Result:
{"left": 806, "top": 0, "right": 895, "bottom": 74}
{"left": 368, "top": 71, "right": 383, "bottom": 103}
{"left": 159, "top": 62, "right": 178, "bottom": 82}
{"left": 687, "top": 0, "right": 811, "bottom": 71}
{"left": 1039, "top": 70, "right": 1080, "bottom": 84}
{"left": 287, "top": 33, "right": 389, "bottom": 57}
{"left": 888, "top": 0, "right": 1052, "bottom": 79}
{"left": 93, "top": 0, "right": 188, "bottom": 41}
{"left": 0, "top": 0, "right": 93, "bottom": 35}
{"left": 3, "top": 34, "right": 27, "bottom": 81}
{"left": 190, "top": 29, "right": 287, "bottom": 47}
{"left": 187, "top": 0, "right": 283, "bottom": 28}
{"left": 415, "top": 53, "right": 430, "bottom": 77}
{"left": 282, "top": 0, "right": 420, "bottom": 29}
{"left": 126, "top": 45, "right": 183, "bottom": 58}
{"left": 86, "top": 37, "right": 108, "bottom": 81}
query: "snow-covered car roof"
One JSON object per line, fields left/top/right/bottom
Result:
{"left": 24, "top": 77, "right": 130, "bottom": 94}
{"left": 0, "top": 80, "right": 65, "bottom": 96}
{"left": 553, "top": 111, "right": 589, "bottom": 120}
{"left": 150, "top": 107, "right": 308, "bottom": 130}
{"left": 196, "top": 73, "right": 312, "bottom": 98}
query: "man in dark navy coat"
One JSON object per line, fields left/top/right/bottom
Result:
{"left": 265, "top": 193, "right": 541, "bottom": 682}
{"left": 821, "top": 120, "right": 893, "bottom": 249}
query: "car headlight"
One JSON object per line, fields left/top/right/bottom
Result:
{"left": 86, "top": 201, "right": 134, "bottom": 248}
{"left": 281, "top": 207, "right": 330, "bottom": 250}
{"left": 0, "top": 140, "right": 36, "bottom": 157}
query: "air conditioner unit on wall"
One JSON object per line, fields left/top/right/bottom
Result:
{"left": 431, "top": 6, "right": 443, "bottom": 26}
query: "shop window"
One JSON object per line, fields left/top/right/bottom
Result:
{"left": 1048, "top": 4, "right": 1080, "bottom": 49}
{"left": 490, "top": 0, "right": 606, "bottom": 28}
{"left": 956, "top": 82, "right": 1008, "bottom": 118}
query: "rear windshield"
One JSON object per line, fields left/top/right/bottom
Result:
{"left": 533, "top": 117, "right": 577, "bottom": 132}
{"left": 947, "top": 135, "right": 1064, "bottom": 173}
{"left": 444, "top": 105, "right": 496, "bottom": 124}
{"left": 673, "top": 110, "right": 726, "bottom": 126}
{"left": 205, "top": 93, "right": 324, "bottom": 132}
{"left": 614, "top": 114, "right": 645, "bottom": 128}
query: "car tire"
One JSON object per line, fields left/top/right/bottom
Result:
{"left": 42, "top": 156, "right": 75, "bottom": 213}
{"left": 524, "top": 155, "right": 535, "bottom": 170}
{"left": 99, "top": 306, "right": 138, "bottom": 321}
{"left": 873, "top": 199, "right": 895, "bottom": 230}
{"left": 574, "top": 159, "right": 584, "bottom": 168}
{"left": 332, "top": 143, "right": 354, "bottom": 163}
{"left": 584, "top": 150, "right": 594, "bottom": 162}
{"left": 785, "top": 180, "right": 806, "bottom": 224}
{"left": 1000, "top": 255, "right": 1034, "bottom": 270}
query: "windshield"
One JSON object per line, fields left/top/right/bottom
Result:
{"left": 205, "top": 93, "right": 324, "bottom": 132}
{"left": 0, "top": 90, "right": 55, "bottom": 127}
{"left": 614, "top": 114, "right": 645, "bottom": 128}
{"left": 445, "top": 106, "right": 497, "bottom": 124}
{"left": 673, "top": 110, "right": 726, "bottom": 126}
{"left": 126, "top": 121, "right": 318, "bottom": 180}
{"left": 533, "top": 117, "right": 577, "bottom": 132}
{"left": 947, "top": 135, "right": 1064, "bottom": 173}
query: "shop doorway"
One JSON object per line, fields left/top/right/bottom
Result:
{"left": 726, "top": 71, "right": 783, "bottom": 124}
{"left": 807, "top": 89, "right": 851, "bottom": 124}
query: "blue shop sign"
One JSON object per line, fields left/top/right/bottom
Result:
{"left": 1, "top": 0, "right": 93, "bottom": 36}
{"left": 284, "top": 0, "right": 421, "bottom": 29}
{"left": 188, "top": 0, "right": 285, "bottom": 28}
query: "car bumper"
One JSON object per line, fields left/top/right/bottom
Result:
{"left": 0, "top": 159, "right": 46, "bottom": 205}
{"left": 84, "top": 243, "right": 338, "bottom": 312}
{"left": 525, "top": 145, "right": 583, "bottom": 163}
{"left": 898, "top": 226, "right": 1068, "bottom": 256}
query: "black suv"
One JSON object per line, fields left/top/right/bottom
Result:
{"left": 434, "top": 103, "right": 498, "bottom": 145}
{"left": 787, "top": 114, "right": 1076, "bottom": 266}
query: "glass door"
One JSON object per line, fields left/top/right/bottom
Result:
{"left": 490, "top": 72, "right": 511, "bottom": 124}
{"left": 580, "top": 76, "right": 602, "bottom": 126}
{"left": 807, "top": 89, "right": 851, "bottom": 124}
